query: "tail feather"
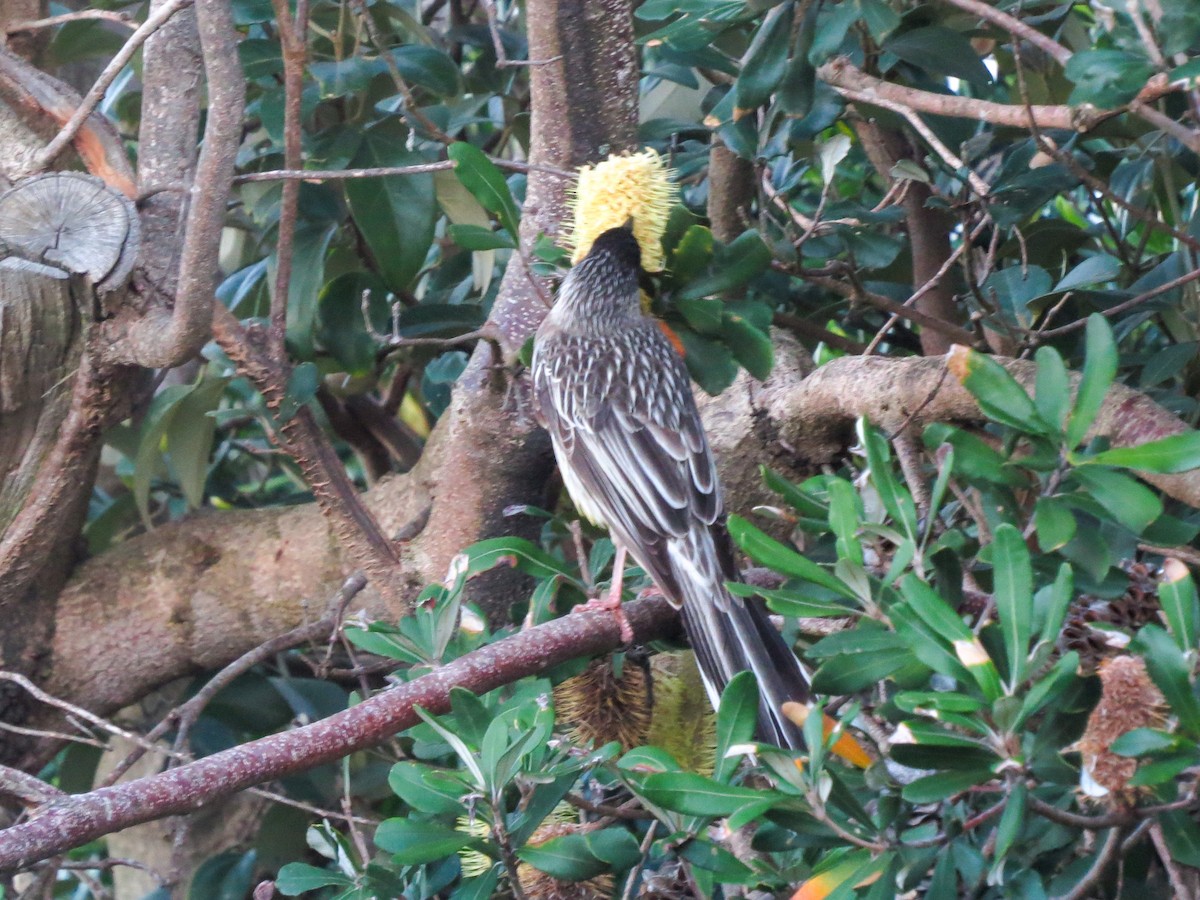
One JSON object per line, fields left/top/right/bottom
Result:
{"left": 677, "top": 579, "right": 810, "bottom": 751}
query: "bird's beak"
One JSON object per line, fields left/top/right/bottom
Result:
{"left": 621, "top": 215, "right": 636, "bottom": 231}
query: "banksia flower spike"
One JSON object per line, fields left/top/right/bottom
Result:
{"left": 567, "top": 148, "right": 677, "bottom": 272}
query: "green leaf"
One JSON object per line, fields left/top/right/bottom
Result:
{"left": 447, "top": 142, "right": 521, "bottom": 238}
{"left": 859, "top": 0, "right": 899, "bottom": 39}
{"left": 447, "top": 224, "right": 515, "bottom": 250}
{"left": 901, "top": 768, "right": 994, "bottom": 803}
{"left": 1034, "top": 497, "right": 1076, "bottom": 552}
{"left": 1036, "top": 563, "right": 1075, "bottom": 646}
{"left": 899, "top": 576, "right": 1002, "bottom": 700}
{"left": 992, "top": 524, "right": 1032, "bottom": 687}
{"left": 1013, "top": 651, "right": 1079, "bottom": 730}
{"left": 435, "top": 169, "right": 498, "bottom": 294}
{"left": 1132, "top": 625, "right": 1200, "bottom": 738}
{"left": 346, "top": 132, "right": 436, "bottom": 293}
{"left": 638, "top": 772, "right": 777, "bottom": 818}
{"left": 273, "top": 219, "right": 337, "bottom": 359}
{"left": 317, "top": 270, "right": 390, "bottom": 375}
{"left": 714, "top": 672, "right": 758, "bottom": 783}
{"left": 950, "top": 348, "right": 1046, "bottom": 434}
{"left": 735, "top": 3, "right": 793, "bottom": 111}
{"left": 721, "top": 312, "right": 774, "bottom": 379}
{"left": 374, "top": 818, "right": 473, "bottom": 864}
{"left": 994, "top": 781, "right": 1026, "bottom": 862}
{"left": 1066, "top": 313, "right": 1117, "bottom": 449}
{"left": 677, "top": 231, "right": 772, "bottom": 300}
{"left": 679, "top": 330, "right": 739, "bottom": 395}
{"left": 859, "top": 420, "right": 918, "bottom": 541}
{"left": 274, "top": 863, "right": 354, "bottom": 895}
{"left": 518, "top": 828, "right": 640, "bottom": 881}
{"left": 1159, "top": 560, "right": 1199, "bottom": 652}
{"left": 452, "top": 868, "right": 501, "bottom": 900}
{"left": 728, "top": 515, "right": 855, "bottom": 598}
{"left": 679, "top": 838, "right": 756, "bottom": 882}
{"left": 1069, "top": 467, "right": 1161, "bottom": 534}
{"left": 732, "top": 583, "right": 856, "bottom": 618}
{"left": 133, "top": 383, "right": 195, "bottom": 527}
{"left": 388, "top": 761, "right": 468, "bottom": 815}
{"left": 1110, "top": 727, "right": 1181, "bottom": 757}
{"left": 669, "top": 225, "right": 715, "bottom": 282}
{"left": 461, "top": 537, "right": 579, "bottom": 582}
{"left": 884, "top": 26, "right": 993, "bottom": 85}
{"left": 1034, "top": 345, "right": 1071, "bottom": 432}
{"left": 1160, "top": 810, "right": 1200, "bottom": 867}
{"left": 275, "top": 362, "right": 320, "bottom": 425}
{"left": 1054, "top": 254, "right": 1121, "bottom": 291}
{"left": 1065, "top": 49, "right": 1155, "bottom": 107}
{"left": 676, "top": 297, "right": 724, "bottom": 335}
{"left": 391, "top": 45, "right": 462, "bottom": 97}
{"left": 812, "top": 643, "right": 919, "bottom": 693}
{"left": 1085, "top": 431, "right": 1200, "bottom": 474}
{"left": 165, "top": 376, "right": 226, "bottom": 508}
{"left": 827, "top": 476, "right": 864, "bottom": 566}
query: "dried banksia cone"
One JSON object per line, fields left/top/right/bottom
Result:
{"left": 568, "top": 148, "right": 677, "bottom": 272}
{"left": 554, "top": 655, "right": 653, "bottom": 751}
{"left": 517, "top": 820, "right": 614, "bottom": 900}
{"left": 1076, "top": 655, "right": 1166, "bottom": 799}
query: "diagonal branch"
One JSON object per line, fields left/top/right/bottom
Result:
{"left": 938, "top": 0, "right": 1072, "bottom": 67}
{"left": 105, "top": 0, "right": 245, "bottom": 368}
{"left": 0, "top": 596, "right": 680, "bottom": 871}
{"left": 34, "top": 0, "right": 195, "bottom": 171}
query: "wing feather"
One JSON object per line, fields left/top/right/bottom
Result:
{"left": 532, "top": 323, "right": 721, "bottom": 599}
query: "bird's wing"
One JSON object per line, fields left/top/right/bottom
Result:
{"left": 532, "top": 322, "right": 722, "bottom": 600}
{"left": 533, "top": 319, "right": 811, "bottom": 748}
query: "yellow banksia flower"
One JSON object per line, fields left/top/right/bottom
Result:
{"left": 568, "top": 148, "right": 677, "bottom": 272}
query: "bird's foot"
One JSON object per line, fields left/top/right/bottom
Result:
{"left": 634, "top": 584, "right": 664, "bottom": 601}
{"left": 577, "top": 587, "right": 634, "bottom": 644}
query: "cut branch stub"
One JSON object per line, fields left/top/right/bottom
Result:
{"left": 0, "top": 173, "right": 138, "bottom": 292}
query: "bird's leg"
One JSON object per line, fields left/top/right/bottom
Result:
{"left": 576, "top": 545, "right": 634, "bottom": 643}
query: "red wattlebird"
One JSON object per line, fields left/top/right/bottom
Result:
{"left": 531, "top": 224, "right": 810, "bottom": 750}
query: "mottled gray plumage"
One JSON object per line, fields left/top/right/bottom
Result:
{"left": 531, "top": 225, "right": 809, "bottom": 750}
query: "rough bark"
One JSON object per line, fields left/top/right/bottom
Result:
{"left": 853, "top": 117, "right": 964, "bottom": 355}
{"left": 707, "top": 136, "right": 755, "bottom": 244}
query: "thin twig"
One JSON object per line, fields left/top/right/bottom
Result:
{"left": 1036, "top": 265, "right": 1200, "bottom": 339}
{"left": 104, "top": 573, "right": 366, "bottom": 784}
{"left": 621, "top": 820, "right": 658, "bottom": 900}
{"left": 478, "top": 0, "right": 562, "bottom": 67}
{"left": 1056, "top": 826, "right": 1124, "bottom": 900}
{"left": 35, "top": 0, "right": 194, "bottom": 169}
{"left": 348, "top": 0, "right": 456, "bottom": 143}
{"left": 6, "top": 9, "right": 136, "bottom": 32}
{"left": 268, "top": 0, "right": 309, "bottom": 362}
{"left": 838, "top": 87, "right": 991, "bottom": 198}
{"left": 938, "top": 0, "right": 1072, "bottom": 66}
{"left": 232, "top": 159, "right": 576, "bottom": 183}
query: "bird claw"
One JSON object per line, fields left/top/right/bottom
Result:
{"left": 577, "top": 592, "right": 635, "bottom": 644}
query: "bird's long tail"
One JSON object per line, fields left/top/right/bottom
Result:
{"left": 674, "top": 550, "right": 810, "bottom": 752}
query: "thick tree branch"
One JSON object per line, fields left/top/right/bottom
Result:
{"left": 0, "top": 596, "right": 680, "bottom": 870}
{"left": 104, "top": 0, "right": 244, "bottom": 368}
